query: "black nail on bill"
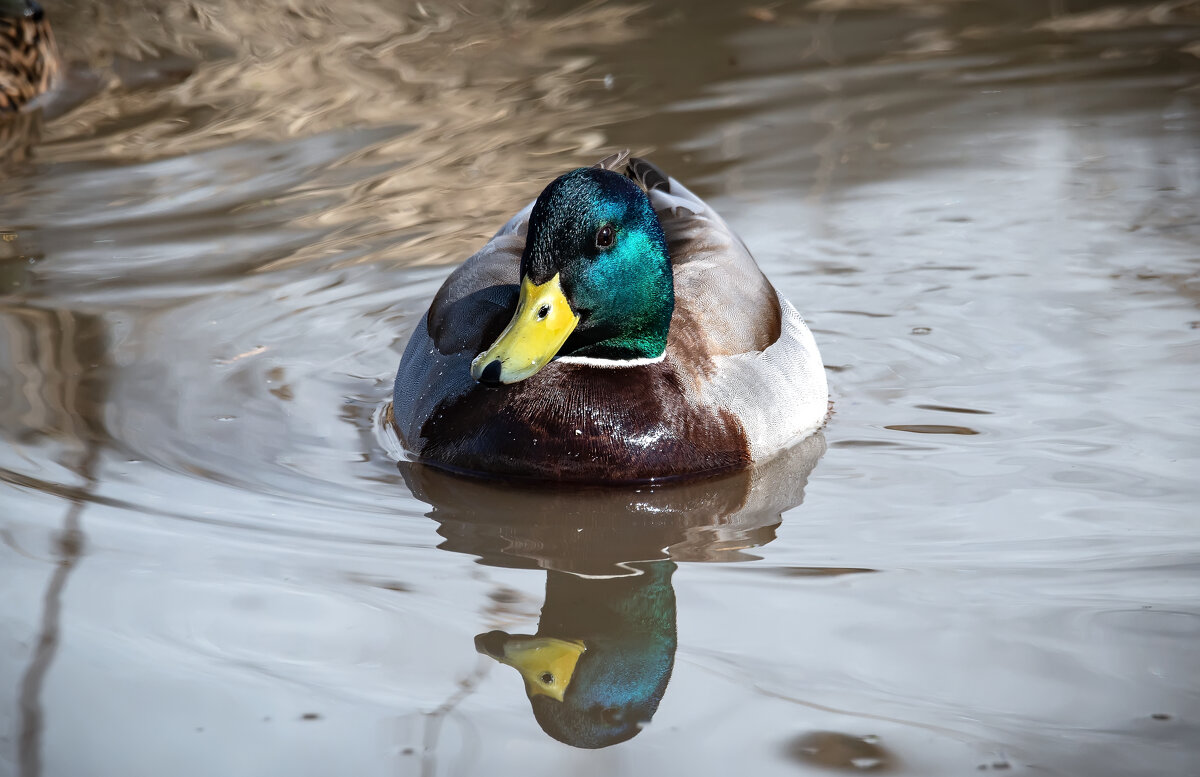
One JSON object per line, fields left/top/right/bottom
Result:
{"left": 478, "top": 359, "right": 503, "bottom": 387}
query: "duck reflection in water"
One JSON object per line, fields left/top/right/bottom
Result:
{"left": 398, "top": 432, "right": 825, "bottom": 748}
{"left": 476, "top": 561, "right": 677, "bottom": 749}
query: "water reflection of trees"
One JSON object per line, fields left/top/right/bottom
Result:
{"left": 30, "top": 0, "right": 650, "bottom": 270}
{"left": 0, "top": 299, "right": 108, "bottom": 777}
{"left": 597, "top": 0, "right": 1200, "bottom": 205}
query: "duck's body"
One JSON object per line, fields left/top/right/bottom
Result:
{"left": 392, "top": 152, "right": 827, "bottom": 482}
{"left": 0, "top": 0, "right": 57, "bottom": 113}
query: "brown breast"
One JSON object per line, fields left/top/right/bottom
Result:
{"left": 418, "top": 358, "right": 751, "bottom": 483}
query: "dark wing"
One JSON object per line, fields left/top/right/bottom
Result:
{"left": 426, "top": 235, "right": 521, "bottom": 356}
{"left": 393, "top": 210, "right": 527, "bottom": 447}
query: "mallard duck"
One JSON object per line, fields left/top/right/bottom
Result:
{"left": 0, "top": 0, "right": 57, "bottom": 113}
{"left": 475, "top": 561, "right": 677, "bottom": 749}
{"left": 392, "top": 151, "right": 828, "bottom": 482}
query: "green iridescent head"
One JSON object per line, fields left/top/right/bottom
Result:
{"left": 471, "top": 167, "right": 674, "bottom": 385}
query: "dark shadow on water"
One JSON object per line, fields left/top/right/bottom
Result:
{"left": 400, "top": 432, "right": 826, "bottom": 748}
{"left": 785, "top": 730, "right": 898, "bottom": 772}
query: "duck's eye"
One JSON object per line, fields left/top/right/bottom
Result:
{"left": 539, "top": 672, "right": 554, "bottom": 685}
{"left": 536, "top": 304, "right": 550, "bottom": 321}
{"left": 595, "top": 225, "right": 615, "bottom": 249}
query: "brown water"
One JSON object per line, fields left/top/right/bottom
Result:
{"left": 2, "top": 0, "right": 1199, "bottom": 774}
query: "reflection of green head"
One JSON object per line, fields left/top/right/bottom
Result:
{"left": 476, "top": 560, "right": 677, "bottom": 748}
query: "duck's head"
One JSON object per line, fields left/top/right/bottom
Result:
{"left": 475, "top": 630, "right": 673, "bottom": 749}
{"left": 470, "top": 167, "right": 673, "bottom": 386}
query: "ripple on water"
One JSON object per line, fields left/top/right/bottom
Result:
{"left": 884, "top": 424, "right": 980, "bottom": 436}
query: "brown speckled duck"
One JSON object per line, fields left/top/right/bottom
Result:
{"left": 0, "top": 0, "right": 57, "bottom": 113}
{"left": 391, "top": 152, "right": 828, "bottom": 483}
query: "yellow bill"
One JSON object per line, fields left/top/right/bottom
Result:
{"left": 470, "top": 273, "right": 579, "bottom": 385}
{"left": 481, "top": 635, "right": 587, "bottom": 702}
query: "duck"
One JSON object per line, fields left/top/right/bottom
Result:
{"left": 392, "top": 151, "right": 828, "bottom": 482}
{"left": 0, "top": 0, "right": 57, "bottom": 113}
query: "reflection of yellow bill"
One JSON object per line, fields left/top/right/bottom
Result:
{"left": 471, "top": 273, "right": 579, "bottom": 385}
{"left": 487, "top": 636, "right": 586, "bottom": 702}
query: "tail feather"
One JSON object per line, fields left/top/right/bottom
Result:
{"left": 593, "top": 149, "right": 631, "bottom": 172}
{"left": 625, "top": 156, "right": 670, "bottom": 193}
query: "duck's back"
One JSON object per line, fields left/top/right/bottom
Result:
{"left": 647, "top": 175, "right": 828, "bottom": 460}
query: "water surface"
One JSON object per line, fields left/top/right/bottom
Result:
{"left": 2, "top": 0, "right": 1199, "bottom": 775}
